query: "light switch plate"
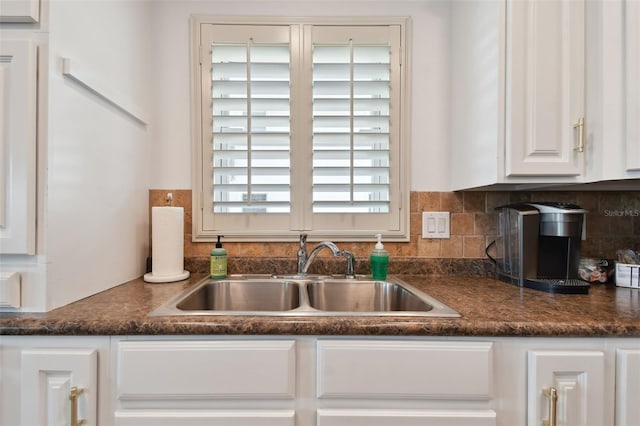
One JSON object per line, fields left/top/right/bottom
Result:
{"left": 422, "top": 212, "right": 450, "bottom": 239}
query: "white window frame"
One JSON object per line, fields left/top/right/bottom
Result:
{"left": 191, "top": 16, "right": 411, "bottom": 242}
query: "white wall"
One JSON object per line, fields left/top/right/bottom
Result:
{"left": 148, "top": 0, "right": 452, "bottom": 191}
{"left": 45, "top": 0, "right": 153, "bottom": 309}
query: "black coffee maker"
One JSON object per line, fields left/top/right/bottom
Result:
{"left": 493, "top": 202, "right": 589, "bottom": 294}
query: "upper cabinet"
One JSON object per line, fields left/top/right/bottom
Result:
{"left": 450, "top": 0, "right": 588, "bottom": 190}
{"left": 624, "top": 0, "right": 640, "bottom": 172}
{"left": 0, "top": 0, "right": 40, "bottom": 23}
{"left": 450, "top": 0, "right": 638, "bottom": 190}
{"left": 505, "top": 0, "right": 585, "bottom": 177}
{"left": 586, "top": 0, "right": 640, "bottom": 182}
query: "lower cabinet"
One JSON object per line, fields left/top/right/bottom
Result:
{"left": 1, "top": 336, "right": 639, "bottom": 426}
{"left": 616, "top": 348, "right": 640, "bottom": 425}
{"left": 527, "top": 350, "right": 605, "bottom": 426}
{"left": 0, "top": 336, "right": 110, "bottom": 426}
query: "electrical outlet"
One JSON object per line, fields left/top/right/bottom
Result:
{"left": 422, "top": 212, "right": 450, "bottom": 239}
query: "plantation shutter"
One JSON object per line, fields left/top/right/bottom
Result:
{"left": 306, "top": 25, "right": 402, "bottom": 232}
{"left": 193, "top": 19, "right": 407, "bottom": 240}
{"left": 200, "top": 24, "right": 296, "bottom": 233}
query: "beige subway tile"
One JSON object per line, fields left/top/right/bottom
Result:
{"left": 451, "top": 213, "right": 474, "bottom": 235}
{"left": 474, "top": 212, "right": 497, "bottom": 235}
{"left": 417, "top": 238, "right": 441, "bottom": 258}
{"left": 410, "top": 191, "right": 420, "bottom": 213}
{"left": 463, "top": 191, "right": 486, "bottom": 213}
{"left": 575, "top": 192, "right": 599, "bottom": 212}
{"left": 486, "top": 192, "right": 510, "bottom": 212}
{"left": 418, "top": 192, "right": 441, "bottom": 211}
{"left": 441, "top": 235, "right": 463, "bottom": 257}
{"left": 441, "top": 192, "right": 463, "bottom": 213}
{"left": 463, "top": 235, "right": 487, "bottom": 258}
{"left": 410, "top": 212, "right": 422, "bottom": 237}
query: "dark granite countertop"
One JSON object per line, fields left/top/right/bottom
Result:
{"left": 1, "top": 274, "right": 639, "bottom": 337}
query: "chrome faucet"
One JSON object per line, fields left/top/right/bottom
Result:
{"left": 297, "top": 233, "right": 308, "bottom": 274}
{"left": 297, "top": 234, "right": 356, "bottom": 278}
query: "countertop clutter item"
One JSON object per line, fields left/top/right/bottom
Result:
{"left": 492, "top": 202, "right": 590, "bottom": 294}
{"left": 579, "top": 258, "right": 609, "bottom": 283}
{"left": 210, "top": 235, "right": 227, "bottom": 279}
{"left": 370, "top": 233, "right": 389, "bottom": 280}
{"left": 143, "top": 206, "right": 190, "bottom": 283}
{"left": 615, "top": 249, "right": 640, "bottom": 289}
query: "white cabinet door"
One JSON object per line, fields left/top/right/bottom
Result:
{"left": 616, "top": 349, "right": 640, "bottom": 426}
{"left": 317, "top": 409, "right": 496, "bottom": 426}
{"left": 0, "top": 39, "right": 37, "bottom": 255}
{"left": 506, "top": 0, "right": 585, "bottom": 176}
{"left": 21, "top": 348, "right": 98, "bottom": 426}
{"left": 527, "top": 350, "right": 605, "bottom": 426}
{"left": 625, "top": 0, "right": 640, "bottom": 171}
{"left": 0, "top": 0, "right": 39, "bottom": 23}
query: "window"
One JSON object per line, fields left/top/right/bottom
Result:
{"left": 191, "top": 17, "right": 409, "bottom": 241}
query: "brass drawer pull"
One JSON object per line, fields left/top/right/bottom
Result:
{"left": 543, "top": 387, "right": 558, "bottom": 426}
{"left": 69, "top": 386, "right": 86, "bottom": 426}
{"left": 573, "top": 117, "right": 585, "bottom": 152}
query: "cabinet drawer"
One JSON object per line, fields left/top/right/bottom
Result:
{"left": 117, "top": 340, "right": 295, "bottom": 400}
{"left": 317, "top": 340, "right": 492, "bottom": 399}
{"left": 317, "top": 409, "right": 496, "bottom": 426}
{"left": 114, "top": 410, "right": 295, "bottom": 426}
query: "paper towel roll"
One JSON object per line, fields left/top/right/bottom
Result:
{"left": 143, "top": 206, "right": 190, "bottom": 283}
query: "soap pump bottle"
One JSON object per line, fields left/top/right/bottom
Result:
{"left": 370, "top": 233, "right": 389, "bottom": 280}
{"left": 210, "top": 235, "right": 227, "bottom": 279}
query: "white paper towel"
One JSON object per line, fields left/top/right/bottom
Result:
{"left": 143, "top": 206, "right": 190, "bottom": 283}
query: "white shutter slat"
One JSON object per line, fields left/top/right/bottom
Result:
{"left": 311, "top": 42, "right": 391, "bottom": 214}
{"left": 210, "top": 38, "right": 291, "bottom": 214}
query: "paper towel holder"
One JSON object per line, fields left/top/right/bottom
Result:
{"left": 144, "top": 270, "right": 190, "bottom": 283}
{"left": 143, "top": 205, "right": 190, "bottom": 284}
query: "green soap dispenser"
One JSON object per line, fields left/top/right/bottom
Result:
{"left": 210, "top": 235, "right": 227, "bottom": 279}
{"left": 370, "top": 233, "right": 389, "bottom": 280}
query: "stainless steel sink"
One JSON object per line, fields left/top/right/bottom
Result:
{"left": 150, "top": 275, "right": 460, "bottom": 317}
{"left": 306, "top": 279, "right": 434, "bottom": 312}
{"left": 176, "top": 279, "right": 300, "bottom": 312}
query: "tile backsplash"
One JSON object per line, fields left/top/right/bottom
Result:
{"left": 149, "top": 189, "right": 639, "bottom": 265}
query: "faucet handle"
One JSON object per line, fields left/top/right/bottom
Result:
{"left": 299, "top": 233, "right": 307, "bottom": 246}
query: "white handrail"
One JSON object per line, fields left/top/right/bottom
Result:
{"left": 61, "top": 57, "right": 148, "bottom": 125}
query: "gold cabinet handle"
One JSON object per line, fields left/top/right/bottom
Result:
{"left": 573, "top": 117, "right": 585, "bottom": 152}
{"left": 543, "top": 387, "right": 558, "bottom": 426}
{"left": 69, "top": 386, "right": 86, "bottom": 426}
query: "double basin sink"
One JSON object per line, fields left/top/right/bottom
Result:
{"left": 150, "top": 275, "right": 460, "bottom": 317}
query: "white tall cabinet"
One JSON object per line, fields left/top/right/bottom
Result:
{"left": 0, "top": 39, "right": 37, "bottom": 256}
{"left": 0, "top": 0, "right": 152, "bottom": 312}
